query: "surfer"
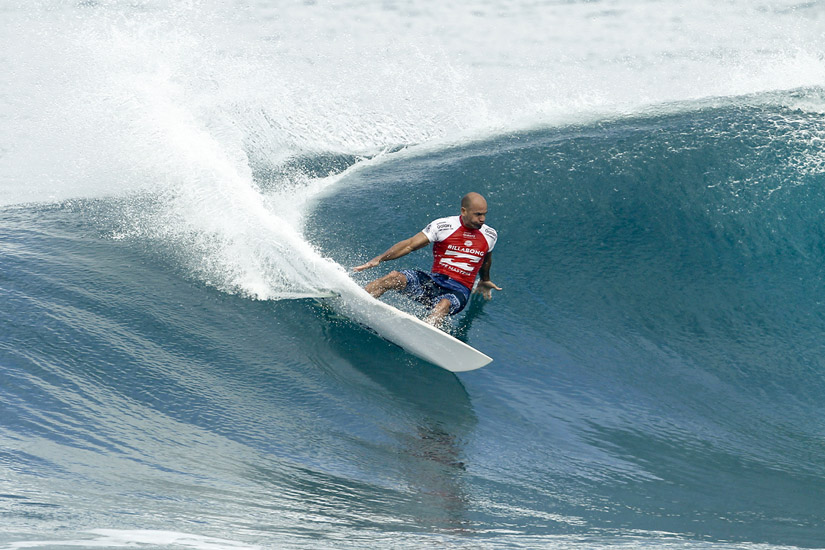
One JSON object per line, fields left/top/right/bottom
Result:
{"left": 353, "top": 192, "right": 501, "bottom": 326}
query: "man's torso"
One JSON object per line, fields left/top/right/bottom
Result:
{"left": 421, "top": 216, "right": 498, "bottom": 289}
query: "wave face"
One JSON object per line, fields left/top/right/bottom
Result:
{"left": 307, "top": 97, "right": 825, "bottom": 546}
{"left": 3, "top": 1, "right": 825, "bottom": 549}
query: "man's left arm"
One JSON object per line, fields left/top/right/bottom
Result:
{"left": 474, "top": 252, "right": 502, "bottom": 299}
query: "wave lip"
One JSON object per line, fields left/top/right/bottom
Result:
{"left": 4, "top": 0, "right": 825, "bottom": 208}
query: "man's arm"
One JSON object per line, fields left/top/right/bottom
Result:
{"left": 353, "top": 232, "right": 430, "bottom": 272}
{"left": 474, "top": 252, "right": 502, "bottom": 299}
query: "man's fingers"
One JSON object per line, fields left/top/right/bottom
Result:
{"left": 353, "top": 261, "right": 375, "bottom": 272}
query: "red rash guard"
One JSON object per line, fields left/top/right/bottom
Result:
{"left": 422, "top": 216, "right": 498, "bottom": 290}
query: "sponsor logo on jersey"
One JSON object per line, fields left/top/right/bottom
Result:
{"left": 439, "top": 247, "right": 483, "bottom": 273}
{"left": 440, "top": 259, "right": 475, "bottom": 272}
{"left": 446, "top": 244, "right": 484, "bottom": 257}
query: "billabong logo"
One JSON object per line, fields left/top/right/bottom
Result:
{"left": 464, "top": 240, "right": 473, "bottom": 246}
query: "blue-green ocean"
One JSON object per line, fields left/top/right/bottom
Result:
{"left": 3, "top": 1, "right": 825, "bottom": 548}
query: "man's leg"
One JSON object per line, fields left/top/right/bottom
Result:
{"left": 425, "top": 298, "right": 452, "bottom": 326}
{"left": 365, "top": 270, "right": 408, "bottom": 298}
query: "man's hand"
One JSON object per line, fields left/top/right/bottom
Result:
{"left": 474, "top": 279, "right": 502, "bottom": 300}
{"left": 353, "top": 258, "right": 380, "bottom": 272}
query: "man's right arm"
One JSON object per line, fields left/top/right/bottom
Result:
{"left": 353, "top": 232, "right": 430, "bottom": 272}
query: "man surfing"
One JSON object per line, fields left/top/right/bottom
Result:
{"left": 353, "top": 192, "right": 502, "bottom": 326}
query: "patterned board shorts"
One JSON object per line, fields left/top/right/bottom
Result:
{"left": 398, "top": 269, "right": 471, "bottom": 315}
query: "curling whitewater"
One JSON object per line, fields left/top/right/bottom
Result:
{"left": 3, "top": 95, "right": 825, "bottom": 548}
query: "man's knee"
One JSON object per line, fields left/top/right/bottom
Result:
{"left": 383, "top": 270, "right": 408, "bottom": 289}
{"left": 365, "top": 270, "right": 408, "bottom": 297}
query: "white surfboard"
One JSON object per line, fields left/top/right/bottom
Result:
{"left": 328, "top": 285, "right": 492, "bottom": 373}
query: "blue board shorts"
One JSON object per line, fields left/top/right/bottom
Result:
{"left": 398, "top": 269, "right": 471, "bottom": 315}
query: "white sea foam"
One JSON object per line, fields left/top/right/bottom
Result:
{"left": 4, "top": 529, "right": 261, "bottom": 550}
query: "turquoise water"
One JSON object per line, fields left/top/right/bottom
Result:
{"left": 3, "top": 1, "right": 825, "bottom": 548}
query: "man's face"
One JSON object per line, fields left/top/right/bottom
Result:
{"left": 461, "top": 201, "right": 487, "bottom": 230}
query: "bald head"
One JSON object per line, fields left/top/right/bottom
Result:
{"left": 460, "top": 192, "right": 488, "bottom": 230}
{"left": 461, "top": 192, "right": 487, "bottom": 210}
